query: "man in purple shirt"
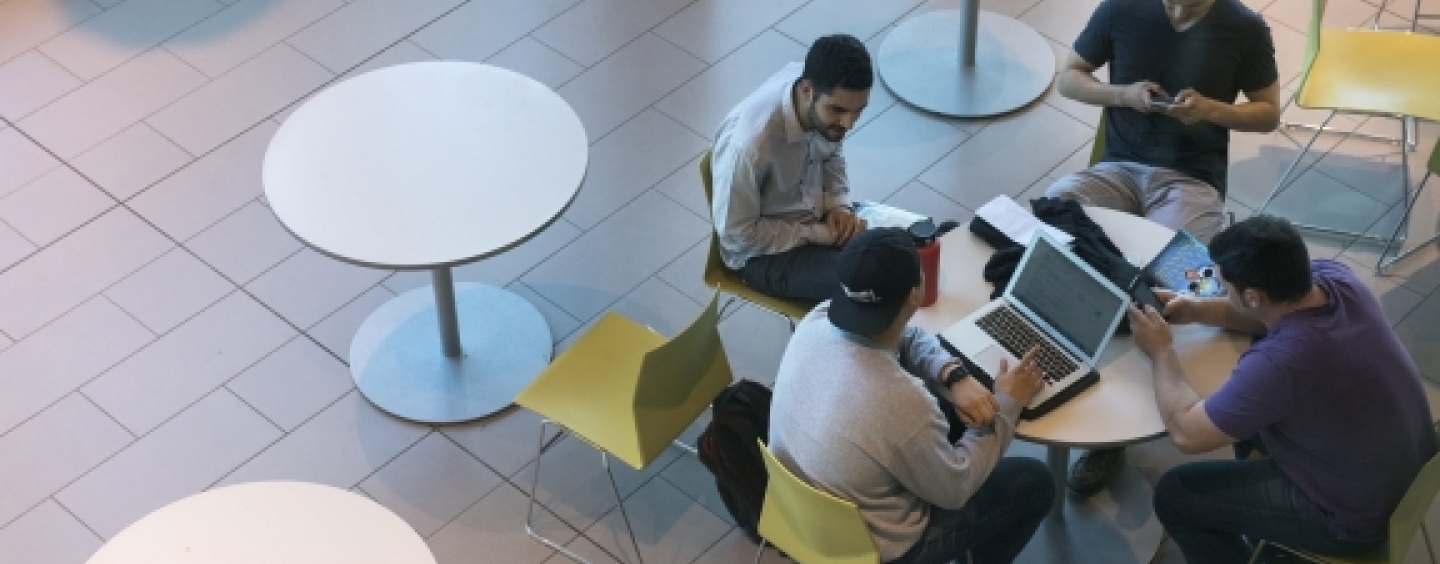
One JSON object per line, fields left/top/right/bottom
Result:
{"left": 1126, "top": 215, "right": 1435, "bottom": 562}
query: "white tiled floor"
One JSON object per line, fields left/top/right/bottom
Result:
{"left": 1, "top": 0, "right": 1439, "bottom": 562}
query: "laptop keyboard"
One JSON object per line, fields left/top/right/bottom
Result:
{"left": 976, "top": 306, "right": 1079, "bottom": 385}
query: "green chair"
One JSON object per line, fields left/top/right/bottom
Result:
{"left": 700, "top": 150, "right": 817, "bottom": 328}
{"left": 1257, "top": 0, "right": 1440, "bottom": 273}
{"left": 515, "top": 291, "right": 734, "bottom": 563}
{"left": 752, "top": 439, "right": 881, "bottom": 564}
{"left": 1246, "top": 420, "right": 1440, "bottom": 564}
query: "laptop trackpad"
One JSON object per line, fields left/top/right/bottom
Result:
{"left": 973, "top": 345, "right": 1012, "bottom": 381}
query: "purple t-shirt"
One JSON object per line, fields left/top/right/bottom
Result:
{"left": 1205, "top": 260, "right": 1435, "bottom": 542}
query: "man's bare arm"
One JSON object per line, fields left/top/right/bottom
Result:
{"left": 1056, "top": 50, "right": 1161, "bottom": 112}
{"left": 1170, "top": 82, "right": 1281, "bottom": 132}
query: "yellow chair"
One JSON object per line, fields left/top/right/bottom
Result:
{"left": 1246, "top": 421, "right": 1440, "bottom": 564}
{"left": 700, "top": 150, "right": 817, "bottom": 328}
{"left": 1257, "top": 0, "right": 1440, "bottom": 273}
{"left": 516, "top": 291, "right": 734, "bottom": 563}
{"left": 752, "top": 439, "right": 880, "bottom": 564}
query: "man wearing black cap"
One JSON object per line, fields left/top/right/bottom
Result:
{"left": 768, "top": 228, "right": 1054, "bottom": 563}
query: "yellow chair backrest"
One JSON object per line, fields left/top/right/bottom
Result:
{"left": 1380, "top": 420, "right": 1440, "bottom": 562}
{"left": 632, "top": 292, "right": 733, "bottom": 460}
{"left": 1089, "top": 110, "right": 1106, "bottom": 167}
{"left": 757, "top": 440, "right": 880, "bottom": 564}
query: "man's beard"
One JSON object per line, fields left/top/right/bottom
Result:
{"left": 808, "top": 97, "right": 847, "bottom": 142}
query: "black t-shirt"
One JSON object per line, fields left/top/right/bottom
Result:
{"left": 1074, "top": 0, "right": 1278, "bottom": 195}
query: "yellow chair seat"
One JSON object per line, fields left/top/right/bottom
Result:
{"left": 1298, "top": 29, "right": 1440, "bottom": 122}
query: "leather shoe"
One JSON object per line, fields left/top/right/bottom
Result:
{"left": 1067, "top": 447, "right": 1124, "bottom": 497}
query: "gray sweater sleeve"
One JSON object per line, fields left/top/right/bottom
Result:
{"left": 889, "top": 326, "right": 1025, "bottom": 509}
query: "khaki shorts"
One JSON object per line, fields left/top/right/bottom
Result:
{"left": 1044, "top": 161, "right": 1226, "bottom": 243}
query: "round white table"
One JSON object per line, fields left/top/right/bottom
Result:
{"left": 877, "top": 0, "right": 1056, "bottom": 117}
{"left": 264, "top": 62, "right": 588, "bottom": 423}
{"left": 86, "top": 482, "right": 435, "bottom": 564}
{"left": 911, "top": 207, "right": 1250, "bottom": 564}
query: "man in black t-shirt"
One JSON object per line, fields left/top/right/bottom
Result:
{"left": 1045, "top": 0, "right": 1280, "bottom": 497}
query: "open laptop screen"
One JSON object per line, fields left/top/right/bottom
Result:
{"left": 1008, "top": 236, "right": 1127, "bottom": 358}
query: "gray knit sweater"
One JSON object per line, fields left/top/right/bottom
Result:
{"left": 769, "top": 302, "right": 1023, "bottom": 561}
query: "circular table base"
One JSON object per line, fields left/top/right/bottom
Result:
{"left": 350, "top": 283, "right": 552, "bottom": 424}
{"left": 1009, "top": 441, "right": 1165, "bottom": 564}
{"left": 878, "top": 10, "right": 1056, "bottom": 117}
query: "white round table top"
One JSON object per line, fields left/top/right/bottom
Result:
{"left": 263, "top": 62, "right": 588, "bottom": 268}
{"left": 86, "top": 481, "right": 436, "bottom": 564}
{"left": 911, "top": 207, "right": 1250, "bottom": 447}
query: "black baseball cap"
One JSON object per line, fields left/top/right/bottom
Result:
{"left": 828, "top": 228, "right": 921, "bottom": 335}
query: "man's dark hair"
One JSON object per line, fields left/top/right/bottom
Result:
{"left": 801, "top": 34, "right": 873, "bottom": 95}
{"left": 1208, "top": 215, "right": 1312, "bottom": 303}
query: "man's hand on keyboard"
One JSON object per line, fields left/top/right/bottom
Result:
{"left": 996, "top": 346, "right": 1044, "bottom": 406}
{"left": 948, "top": 374, "right": 999, "bottom": 427}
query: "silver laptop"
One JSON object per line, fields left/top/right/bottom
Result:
{"left": 939, "top": 230, "right": 1129, "bottom": 419}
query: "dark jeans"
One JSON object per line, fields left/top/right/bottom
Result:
{"left": 739, "top": 245, "right": 839, "bottom": 301}
{"left": 1155, "top": 445, "right": 1382, "bottom": 563}
{"left": 890, "top": 457, "right": 1055, "bottom": 564}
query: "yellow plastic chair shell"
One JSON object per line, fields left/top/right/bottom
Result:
{"left": 752, "top": 440, "right": 880, "bottom": 564}
{"left": 1258, "top": 0, "right": 1440, "bottom": 273}
{"left": 700, "top": 150, "right": 817, "bottom": 325}
{"left": 1247, "top": 421, "right": 1440, "bottom": 564}
{"left": 515, "top": 290, "right": 734, "bottom": 563}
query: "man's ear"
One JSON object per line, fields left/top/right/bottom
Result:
{"left": 1244, "top": 287, "right": 1262, "bottom": 309}
{"left": 909, "top": 285, "right": 923, "bottom": 307}
{"left": 796, "top": 78, "right": 814, "bottom": 100}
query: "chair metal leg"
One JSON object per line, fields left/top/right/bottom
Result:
{"left": 602, "top": 453, "right": 646, "bottom": 564}
{"left": 526, "top": 421, "right": 598, "bottom": 564}
{"left": 1265, "top": 113, "right": 1427, "bottom": 250}
{"left": 1260, "top": 112, "right": 1333, "bottom": 214}
{"left": 1380, "top": 172, "right": 1439, "bottom": 274}
{"left": 751, "top": 538, "right": 766, "bottom": 564}
{"left": 670, "top": 439, "right": 698, "bottom": 457}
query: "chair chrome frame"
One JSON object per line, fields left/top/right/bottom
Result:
{"left": 524, "top": 421, "right": 702, "bottom": 564}
{"left": 1258, "top": 110, "right": 1433, "bottom": 275}
{"left": 1245, "top": 526, "right": 1437, "bottom": 564}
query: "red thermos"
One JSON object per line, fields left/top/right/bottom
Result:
{"left": 917, "top": 240, "right": 941, "bottom": 307}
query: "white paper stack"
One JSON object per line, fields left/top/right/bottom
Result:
{"left": 974, "top": 195, "right": 1074, "bottom": 247}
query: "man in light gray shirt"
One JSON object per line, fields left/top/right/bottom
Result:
{"left": 769, "top": 228, "right": 1053, "bottom": 563}
{"left": 710, "top": 34, "right": 872, "bottom": 301}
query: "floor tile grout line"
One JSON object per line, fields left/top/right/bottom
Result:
{"left": 0, "top": 0, "right": 108, "bottom": 71}
{"left": 221, "top": 375, "right": 294, "bottom": 435}
{"left": 96, "top": 293, "right": 159, "bottom": 339}
{"left": 0, "top": 381, "right": 264, "bottom": 534}
{"left": 0, "top": 49, "right": 86, "bottom": 123}
{"left": 76, "top": 389, "right": 136, "bottom": 440}
{"left": 202, "top": 387, "right": 384, "bottom": 492}
{"left": 49, "top": 495, "right": 106, "bottom": 543}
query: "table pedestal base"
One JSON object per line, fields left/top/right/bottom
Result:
{"left": 1008, "top": 441, "right": 1165, "bottom": 564}
{"left": 350, "top": 283, "right": 552, "bottom": 424}
{"left": 877, "top": 9, "right": 1055, "bottom": 117}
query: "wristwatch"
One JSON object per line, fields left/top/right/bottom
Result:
{"left": 940, "top": 363, "right": 971, "bottom": 388}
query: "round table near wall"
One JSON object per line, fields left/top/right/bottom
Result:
{"left": 264, "top": 62, "right": 588, "bottom": 424}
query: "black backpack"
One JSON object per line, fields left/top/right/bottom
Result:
{"left": 696, "top": 379, "right": 772, "bottom": 543}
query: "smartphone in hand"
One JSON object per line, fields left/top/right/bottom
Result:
{"left": 1147, "top": 92, "right": 1176, "bottom": 110}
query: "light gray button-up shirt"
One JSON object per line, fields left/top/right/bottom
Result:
{"left": 711, "top": 62, "right": 853, "bottom": 269}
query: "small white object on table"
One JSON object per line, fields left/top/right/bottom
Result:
{"left": 911, "top": 207, "right": 1250, "bottom": 564}
{"left": 86, "top": 482, "right": 436, "bottom": 564}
